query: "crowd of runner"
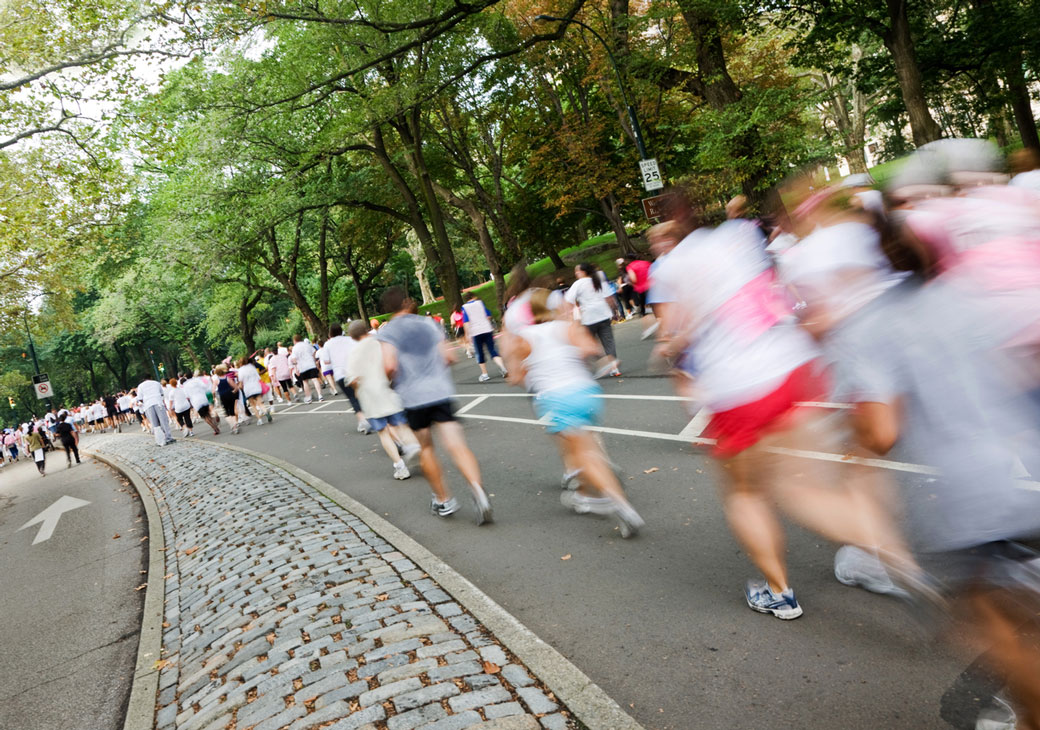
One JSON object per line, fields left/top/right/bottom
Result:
{"left": 6, "top": 138, "right": 1040, "bottom": 728}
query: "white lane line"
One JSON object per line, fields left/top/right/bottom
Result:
{"left": 455, "top": 392, "right": 852, "bottom": 409}
{"left": 677, "top": 409, "right": 712, "bottom": 441}
{"left": 455, "top": 395, "right": 489, "bottom": 415}
{"left": 311, "top": 401, "right": 336, "bottom": 412}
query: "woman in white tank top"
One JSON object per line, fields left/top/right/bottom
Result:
{"left": 511, "top": 289, "right": 643, "bottom": 538}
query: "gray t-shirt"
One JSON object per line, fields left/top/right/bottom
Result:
{"left": 826, "top": 278, "right": 1040, "bottom": 552}
{"left": 377, "top": 315, "right": 455, "bottom": 409}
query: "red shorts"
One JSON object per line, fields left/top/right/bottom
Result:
{"left": 703, "top": 361, "right": 827, "bottom": 458}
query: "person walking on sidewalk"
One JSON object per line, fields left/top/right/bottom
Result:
{"left": 27, "top": 427, "right": 46, "bottom": 476}
{"left": 462, "top": 292, "right": 507, "bottom": 382}
{"left": 346, "top": 320, "right": 421, "bottom": 480}
{"left": 377, "top": 287, "right": 493, "bottom": 524}
{"left": 170, "top": 378, "right": 195, "bottom": 438}
{"left": 54, "top": 413, "right": 81, "bottom": 467}
{"left": 138, "top": 376, "right": 175, "bottom": 446}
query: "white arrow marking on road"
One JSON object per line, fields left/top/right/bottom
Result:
{"left": 18, "top": 496, "right": 91, "bottom": 545}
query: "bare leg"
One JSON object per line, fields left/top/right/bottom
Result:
{"left": 434, "top": 421, "right": 481, "bottom": 487}
{"left": 377, "top": 429, "right": 401, "bottom": 462}
{"left": 414, "top": 428, "right": 451, "bottom": 503}
{"left": 386, "top": 423, "right": 419, "bottom": 449}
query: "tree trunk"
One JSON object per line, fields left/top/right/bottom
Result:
{"left": 318, "top": 213, "right": 330, "bottom": 326}
{"left": 239, "top": 291, "right": 262, "bottom": 355}
{"left": 394, "top": 109, "right": 464, "bottom": 313}
{"left": 261, "top": 226, "right": 328, "bottom": 340}
{"left": 354, "top": 286, "right": 369, "bottom": 324}
{"left": 404, "top": 230, "right": 435, "bottom": 305}
{"left": 1006, "top": 59, "right": 1040, "bottom": 151}
{"left": 430, "top": 180, "right": 506, "bottom": 311}
{"left": 548, "top": 248, "right": 567, "bottom": 270}
{"left": 883, "top": 0, "right": 942, "bottom": 146}
{"left": 599, "top": 194, "right": 636, "bottom": 254}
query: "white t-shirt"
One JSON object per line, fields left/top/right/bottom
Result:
{"left": 346, "top": 336, "right": 403, "bottom": 418}
{"left": 565, "top": 277, "right": 613, "bottom": 325}
{"left": 462, "top": 299, "right": 494, "bottom": 336}
{"left": 656, "top": 224, "right": 817, "bottom": 410}
{"left": 183, "top": 377, "right": 211, "bottom": 410}
{"left": 44, "top": 412, "right": 56, "bottom": 425}
{"left": 137, "top": 380, "right": 164, "bottom": 409}
{"left": 238, "top": 363, "right": 263, "bottom": 397}
{"left": 170, "top": 385, "right": 191, "bottom": 413}
{"left": 518, "top": 320, "right": 593, "bottom": 395}
{"left": 317, "top": 345, "right": 332, "bottom": 371}
{"left": 291, "top": 340, "right": 318, "bottom": 372}
{"left": 324, "top": 335, "right": 355, "bottom": 381}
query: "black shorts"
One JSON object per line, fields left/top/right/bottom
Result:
{"left": 299, "top": 367, "right": 320, "bottom": 381}
{"left": 279, "top": 379, "right": 293, "bottom": 391}
{"left": 196, "top": 404, "right": 211, "bottom": 419}
{"left": 175, "top": 410, "right": 193, "bottom": 428}
{"left": 219, "top": 393, "right": 237, "bottom": 417}
{"left": 405, "top": 400, "right": 456, "bottom": 431}
{"left": 135, "top": 412, "right": 144, "bottom": 422}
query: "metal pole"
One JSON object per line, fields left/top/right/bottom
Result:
{"left": 147, "top": 350, "right": 161, "bottom": 381}
{"left": 23, "top": 311, "right": 53, "bottom": 411}
{"left": 535, "top": 15, "right": 651, "bottom": 160}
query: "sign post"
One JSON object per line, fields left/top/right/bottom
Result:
{"left": 641, "top": 193, "right": 675, "bottom": 224}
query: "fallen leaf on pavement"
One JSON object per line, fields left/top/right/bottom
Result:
{"left": 135, "top": 583, "right": 147, "bottom": 591}
{"left": 375, "top": 593, "right": 389, "bottom": 601}
{"left": 153, "top": 659, "right": 171, "bottom": 670}
{"left": 112, "top": 533, "right": 121, "bottom": 539}
{"left": 482, "top": 661, "right": 500, "bottom": 674}
{"left": 164, "top": 573, "right": 174, "bottom": 580}
{"left": 560, "top": 554, "right": 571, "bottom": 561}
{"left": 643, "top": 467, "right": 659, "bottom": 474}
{"left": 183, "top": 546, "right": 199, "bottom": 555}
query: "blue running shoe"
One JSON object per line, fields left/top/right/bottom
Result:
{"left": 744, "top": 580, "right": 803, "bottom": 619}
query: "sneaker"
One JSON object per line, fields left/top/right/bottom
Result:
{"left": 357, "top": 420, "right": 371, "bottom": 434}
{"left": 255, "top": 418, "right": 263, "bottom": 426}
{"left": 744, "top": 580, "right": 803, "bottom": 619}
{"left": 640, "top": 322, "right": 660, "bottom": 340}
{"left": 231, "top": 424, "right": 239, "bottom": 434}
{"left": 560, "top": 468, "right": 582, "bottom": 491}
{"left": 431, "top": 497, "right": 460, "bottom": 518}
{"left": 304, "top": 397, "right": 312, "bottom": 404}
{"left": 401, "top": 443, "right": 421, "bottom": 466}
{"left": 613, "top": 501, "right": 645, "bottom": 538}
{"left": 187, "top": 431, "right": 195, "bottom": 437}
{"left": 610, "top": 368, "right": 622, "bottom": 377}
{"left": 470, "top": 485, "right": 494, "bottom": 526}
{"left": 266, "top": 410, "right": 273, "bottom": 423}
{"left": 833, "top": 545, "right": 909, "bottom": 598}
{"left": 560, "top": 491, "right": 614, "bottom": 515}
{"left": 478, "top": 373, "right": 490, "bottom": 383}
{"left": 393, "top": 461, "right": 410, "bottom": 480}
{"left": 498, "top": 368, "right": 508, "bottom": 378}
{"left": 318, "top": 395, "right": 324, "bottom": 402}
{"left": 276, "top": 397, "right": 284, "bottom": 403}
{"left": 592, "top": 362, "right": 614, "bottom": 380}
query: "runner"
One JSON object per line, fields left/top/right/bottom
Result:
{"left": 510, "top": 288, "right": 643, "bottom": 536}
{"left": 184, "top": 371, "right": 220, "bottom": 435}
{"left": 565, "top": 262, "right": 620, "bottom": 377}
{"left": 461, "top": 292, "right": 507, "bottom": 382}
{"left": 237, "top": 355, "right": 272, "bottom": 425}
{"left": 346, "top": 320, "right": 421, "bottom": 480}
{"left": 290, "top": 334, "right": 322, "bottom": 403}
{"left": 27, "top": 426, "right": 46, "bottom": 476}
{"left": 53, "top": 414, "right": 80, "bottom": 467}
{"left": 269, "top": 344, "right": 294, "bottom": 403}
{"left": 316, "top": 340, "right": 339, "bottom": 397}
{"left": 214, "top": 364, "right": 242, "bottom": 434}
{"left": 324, "top": 323, "right": 369, "bottom": 434}
{"left": 376, "top": 287, "right": 493, "bottom": 524}
{"left": 170, "top": 378, "right": 195, "bottom": 437}
{"left": 138, "top": 374, "right": 175, "bottom": 446}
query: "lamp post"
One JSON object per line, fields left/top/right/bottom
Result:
{"left": 534, "top": 14, "right": 650, "bottom": 160}
{"left": 22, "top": 311, "right": 53, "bottom": 411}
{"left": 147, "top": 349, "right": 161, "bottom": 381}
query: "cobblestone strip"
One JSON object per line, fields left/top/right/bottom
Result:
{"left": 92, "top": 436, "right": 578, "bottom": 730}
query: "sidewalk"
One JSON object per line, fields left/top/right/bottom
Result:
{"left": 90, "top": 435, "right": 637, "bottom": 730}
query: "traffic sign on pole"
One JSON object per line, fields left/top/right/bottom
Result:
{"left": 32, "top": 373, "right": 51, "bottom": 400}
{"left": 639, "top": 158, "right": 664, "bottom": 191}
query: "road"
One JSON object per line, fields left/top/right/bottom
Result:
{"left": 0, "top": 456, "right": 146, "bottom": 730}
{"left": 161, "top": 319, "right": 976, "bottom": 730}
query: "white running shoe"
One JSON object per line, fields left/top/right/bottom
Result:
{"left": 276, "top": 397, "right": 284, "bottom": 403}
{"left": 561, "top": 469, "right": 582, "bottom": 490}
{"left": 393, "top": 461, "right": 410, "bottom": 480}
{"left": 560, "top": 491, "right": 614, "bottom": 515}
{"left": 613, "top": 501, "right": 645, "bottom": 538}
{"left": 318, "top": 395, "right": 324, "bottom": 402}
{"left": 431, "top": 497, "right": 460, "bottom": 518}
{"left": 470, "top": 485, "right": 494, "bottom": 525}
{"left": 357, "top": 420, "right": 371, "bottom": 434}
{"left": 478, "top": 373, "right": 490, "bottom": 383}
{"left": 304, "top": 397, "right": 312, "bottom": 404}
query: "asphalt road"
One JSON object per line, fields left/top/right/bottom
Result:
{"left": 0, "top": 455, "right": 146, "bottom": 730}
{"left": 80, "top": 319, "right": 987, "bottom": 730}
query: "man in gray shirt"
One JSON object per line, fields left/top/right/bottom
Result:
{"left": 377, "top": 287, "right": 493, "bottom": 525}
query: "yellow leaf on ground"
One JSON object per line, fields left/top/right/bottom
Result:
{"left": 183, "top": 546, "right": 199, "bottom": 555}
{"left": 643, "top": 467, "right": 659, "bottom": 474}
{"left": 560, "top": 554, "right": 572, "bottom": 561}
{"left": 483, "top": 661, "right": 500, "bottom": 674}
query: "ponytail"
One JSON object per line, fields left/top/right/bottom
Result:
{"left": 578, "top": 262, "right": 602, "bottom": 292}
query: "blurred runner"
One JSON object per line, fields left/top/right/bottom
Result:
{"left": 462, "top": 292, "right": 507, "bottom": 382}
{"left": 377, "top": 287, "right": 493, "bottom": 524}
{"left": 565, "top": 263, "right": 620, "bottom": 377}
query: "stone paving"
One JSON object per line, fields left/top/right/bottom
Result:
{"left": 92, "top": 436, "right": 578, "bottom": 730}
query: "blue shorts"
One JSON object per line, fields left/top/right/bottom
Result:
{"left": 366, "top": 411, "right": 407, "bottom": 432}
{"left": 533, "top": 384, "right": 603, "bottom": 434}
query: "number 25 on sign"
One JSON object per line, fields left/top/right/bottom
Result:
{"left": 639, "top": 158, "right": 664, "bottom": 191}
